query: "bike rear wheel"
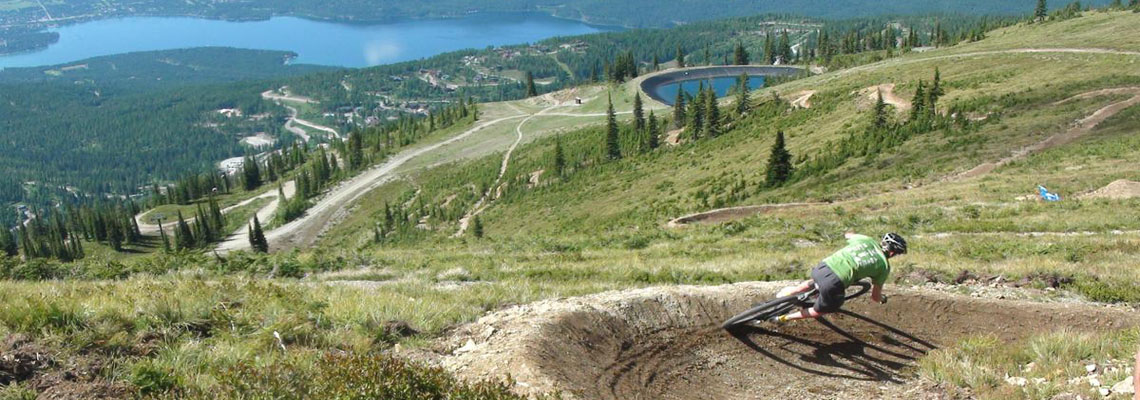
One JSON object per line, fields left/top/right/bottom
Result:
{"left": 721, "top": 281, "right": 873, "bottom": 330}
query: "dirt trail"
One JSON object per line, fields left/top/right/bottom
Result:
{"left": 453, "top": 108, "right": 551, "bottom": 237}
{"left": 950, "top": 87, "right": 1140, "bottom": 180}
{"left": 262, "top": 114, "right": 527, "bottom": 250}
{"left": 453, "top": 107, "right": 634, "bottom": 236}
{"left": 789, "top": 90, "right": 816, "bottom": 109}
{"left": 668, "top": 87, "right": 1140, "bottom": 227}
{"left": 667, "top": 203, "right": 828, "bottom": 227}
{"left": 440, "top": 282, "right": 1139, "bottom": 399}
{"left": 214, "top": 181, "right": 296, "bottom": 254}
{"left": 135, "top": 182, "right": 291, "bottom": 236}
{"left": 857, "top": 84, "right": 910, "bottom": 111}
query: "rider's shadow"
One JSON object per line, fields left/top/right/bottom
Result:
{"left": 726, "top": 310, "right": 938, "bottom": 383}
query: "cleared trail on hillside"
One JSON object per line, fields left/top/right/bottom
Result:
{"left": 136, "top": 182, "right": 290, "bottom": 236}
{"left": 453, "top": 106, "right": 634, "bottom": 237}
{"left": 215, "top": 181, "right": 296, "bottom": 254}
{"left": 948, "top": 87, "right": 1140, "bottom": 180}
{"left": 441, "top": 282, "right": 1139, "bottom": 399}
{"left": 668, "top": 86, "right": 1140, "bottom": 227}
{"left": 259, "top": 114, "right": 528, "bottom": 251}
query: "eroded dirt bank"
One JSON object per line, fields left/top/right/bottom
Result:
{"left": 439, "top": 282, "right": 1138, "bottom": 399}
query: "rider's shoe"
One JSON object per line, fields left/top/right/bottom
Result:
{"left": 767, "top": 314, "right": 790, "bottom": 324}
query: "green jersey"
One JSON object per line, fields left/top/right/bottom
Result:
{"left": 822, "top": 234, "right": 890, "bottom": 286}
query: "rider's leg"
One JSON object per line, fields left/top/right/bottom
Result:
{"left": 772, "top": 263, "right": 844, "bottom": 323}
{"left": 776, "top": 279, "right": 815, "bottom": 298}
{"left": 780, "top": 307, "right": 826, "bottom": 321}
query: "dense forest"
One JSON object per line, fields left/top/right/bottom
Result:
{"left": 0, "top": 47, "right": 331, "bottom": 91}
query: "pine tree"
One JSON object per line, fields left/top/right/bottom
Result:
{"left": 675, "top": 45, "right": 686, "bottom": 68}
{"left": 348, "top": 130, "right": 365, "bottom": 170}
{"left": 672, "top": 90, "right": 686, "bottom": 128}
{"left": 249, "top": 215, "right": 269, "bottom": 253}
{"left": 158, "top": 221, "right": 170, "bottom": 252}
{"left": 928, "top": 67, "right": 944, "bottom": 114}
{"left": 471, "top": 215, "right": 484, "bottom": 238}
{"left": 525, "top": 71, "right": 537, "bottom": 97}
{"left": 703, "top": 45, "right": 711, "bottom": 66}
{"left": 873, "top": 89, "right": 889, "bottom": 128}
{"left": 176, "top": 211, "right": 193, "bottom": 250}
{"left": 734, "top": 42, "right": 750, "bottom": 65}
{"left": 633, "top": 93, "right": 645, "bottom": 133}
{"left": 764, "top": 32, "right": 775, "bottom": 64}
{"left": 910, "top": 81, "right": 928, "bottom": 121}
{"left": 765, "top": 131, "right": 794, "bottom": 187}
{"left": 0, "top": 230, "right": 16, "bottom": 257}
{"left": 704, "top": 89, "right": 720, "bottom": 137}
{"left": 735, "top": 73, "right": 751, "bottom": 116}
{"left": 647, "top": 111, "right": 660, "bottom": 150}
{"left": 687, "top": 90, "right": 704, "bottom": 141}
{"left": 552, "top": 136, "right": 565, "bottom": 178}
{"left": 605, "top": 95, "right": 621, "bottom": 160}
{"left": 242, "top": 155, "right": 262, "bottom": 191}
{"left": 1036, "top": 0, "right": 1048, "bottom": 21}
{"left": 652, "top": 54, "right": 660, "bottom": 71}
{"left": 779, "top": 30, "right": 793, "bottom": 63}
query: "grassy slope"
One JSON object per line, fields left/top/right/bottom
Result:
{"left": 3, "top": 10, "right": 1140, "bottom": 400}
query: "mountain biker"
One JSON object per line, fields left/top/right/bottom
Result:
{"left": 768, "top": 233, "right": 907, "bottom": 324}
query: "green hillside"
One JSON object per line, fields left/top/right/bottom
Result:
{"left": 2, "top": 8, "right": 1140, "bottom": 400}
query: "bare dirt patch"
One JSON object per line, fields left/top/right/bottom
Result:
{"left": 855, "top": 84, "right": 910, "bottom": 112}
{"left": 438, "top": 282, "right": 1139, "bottom": 399}
{"left": 1081, "top": 179, "right": 1140, "bottom": 200}
{"left": 790, "top": 90, "right": 816, "bottom": 109}
{"left": 951, "top": 87, "right": 1140, "bottom": 181}
{"left": 667, "top": 203, "right": 827, "bottom": 227}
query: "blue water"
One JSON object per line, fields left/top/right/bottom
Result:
{"left": 0, "top": 13, "right": 614, "bottom": 69}
{"left": 655, "top": 76, "right": 766, "bottom": 106}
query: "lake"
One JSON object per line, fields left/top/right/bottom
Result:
{"left": 0, "top": 13, "right": 614, "bottom": 69}
{"left": 654, "top": 76, "right": 767, "bottom": 106}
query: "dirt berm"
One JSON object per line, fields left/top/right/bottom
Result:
{"left": 439, "top": 282, "right": 1138, "bottom": 399}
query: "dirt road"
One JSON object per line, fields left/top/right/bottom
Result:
{"left": 260, "top": 114, "right": 529, "bottom": 251}
{"left": 136, "top": 183, "right": 289, "bottom": 236}
{"left": 215, "top": 181, "right": 296, "bottom": 254}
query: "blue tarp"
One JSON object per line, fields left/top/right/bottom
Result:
{"left": 1038, "top": 185, "right": 1061, "bottom": 202}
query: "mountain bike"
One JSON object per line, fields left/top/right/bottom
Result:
{"left": 722, "top": 280, "right": 872, "bottom": 330}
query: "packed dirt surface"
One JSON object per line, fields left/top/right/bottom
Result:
{"left": 789, "top": 90, "right": 816, "bottom": 109}
{"left": 855, "top": 84, "right": 910, "bottom": 112}
{"left": 440, "top": 282, "right": 1139, "bottom": 399}
{"left": 215, "top": 180, "right": 296, "bottom": 253}
{"left": 1081, "top": 179, "right": 1140, "bottom": 199}
{"left": 951, "top": 87, "right": 1140, "bottom": 180}
{"left": 667, "top": 203, "right": 827, "bottom": 226}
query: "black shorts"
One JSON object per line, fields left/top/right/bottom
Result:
{"left": 811, "top": 263, "right": 846, "bottom": 313}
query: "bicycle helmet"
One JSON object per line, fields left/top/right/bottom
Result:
{"left": 881, "top": 233, "right": 908, "bottom": 255}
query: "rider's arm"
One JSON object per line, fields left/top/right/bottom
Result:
{"left": 870, "top": 283, "right": 886, "bottom": 304}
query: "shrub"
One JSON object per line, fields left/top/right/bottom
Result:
{"left": 130, "top": 360, "right": 181, "bottom": 396}
{"left": 215, "top": 352, "right": 529, "bottom": 399}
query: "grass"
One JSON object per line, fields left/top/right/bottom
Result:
{"left": 920, "top": 329, "right": 1139, "bottom": 399}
